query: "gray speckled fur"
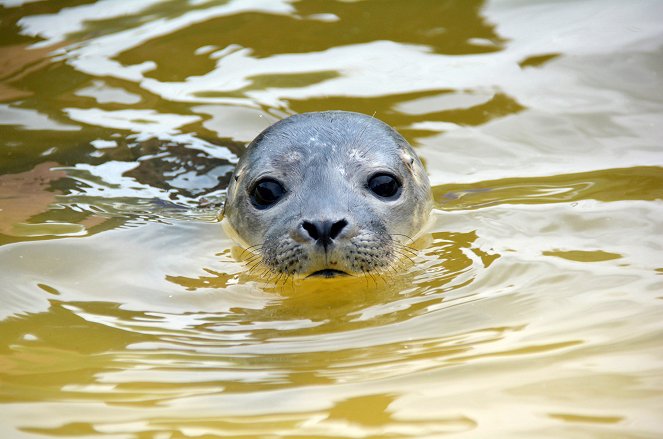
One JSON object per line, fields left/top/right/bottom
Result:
{"left": 223, "top": 111, "right": 432, "bottom": 277}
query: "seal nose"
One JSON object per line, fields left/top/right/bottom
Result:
{"left": 301, "top": 219, "right": 348, "bottom": 249}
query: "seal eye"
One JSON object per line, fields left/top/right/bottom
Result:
{"left": 367, "top": 173, "right": 401, "bottom": 200}
{"left": 250, "top": 178, "right": 286, "bottom": 209}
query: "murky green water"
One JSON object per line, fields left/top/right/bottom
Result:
{"left": 1, "top": 0, "right": 662, "bottom": 437}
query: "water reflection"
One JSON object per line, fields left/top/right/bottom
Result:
{"left": 0, "top": 134, "right": 238, "bottom": 245}
{"left": 118, "top": 0, "right": 503, "bottom": 82}
{"left": 434, "top": 166, "right": 663, "bottom": 211}
{"left": 1, "top": 0, "right": 663, "bottom": 437}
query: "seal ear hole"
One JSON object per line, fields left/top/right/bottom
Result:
{"left": 249, "top": 178, "right": 286, "bottom": 209}
{"left": 367, "top": 173, "right": 402, "bottom": 200}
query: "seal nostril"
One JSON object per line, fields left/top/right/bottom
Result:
{"left": 302, "top": 221, "right": 319, "bottom": 241}
{"left": 301, "top": 219, "right": 348, "bottom": 245}
{"left": 329, "top": 219, "right": 348, "bottom": 240}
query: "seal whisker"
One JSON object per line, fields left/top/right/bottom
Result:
{"left": 280, "top": 272, "right": 292, "bottom": 288}
{"left": 392, "top": 244, "right": 416, "bottom": 258}
{"left": 242, "top": 253, "right": 266, "bottom": 268}
{"left": 365, "top": 269, "right": 379, "bottom": 287}
{"left": 247, "top": 262, "right": 267, "bottom": 276}
{"left": 362, "top": 271, "right": 371, "bottom": 288}
{"left": 239, "top": 243, "right": 264, "bottom": 259}
{"left": 370, "top": 265, "right": 389, "bottom": 284}
{"left": 264, "top": 270, "right": 280, "bottom": 285}
{"left": 382, "top": 259, "right": 400, "bottom": 277}
{"left": 246, "top": 250, "right": 266, "bottom": 260}
{"left": 393, "top": 243, "right": 418, "bottom": 255}
{"left": 271, "top": 272, "right": 283, "bottom": 285}
{"left": 383, "top": 261, "right": 399, "bottom": 284}
{"left": 391, "top": 255, "right": 412, "bottom": 274}
{"left": 392, "top": 248, "right": 416, "bottom": 265}
{"left": 278, "top": 272, "right": 291, "bottom": 286}
{"left": 259, "top": 268, "right": 275, "bottom": 280}
{"left": 247, "top": 260, "right": 265, "bottom": 272}
{"left": 245, "top": 256, "right": 265, "bottom": 268}
{"left": 395, "top": 249, "right": 418, "bottom": 260}
{"left": 396, "top": 241, "right": 417, "bottom": 249}
{"left": 389, "top": 254, "right": 413, "bottom": 272}
{"left": 245, "top": 253, "right": 271, "bottom": 275}
{"left": 377, "top": 271, "right": 390, "bottom": 284}
{"left": 245, "top": 255, "right": 262, "bottom": 267}
{"left": 393, "top": 250, "right": 418, "bottom": 264}
{"left": 245, "top": 252, "right": 263, "bottom": 261}
{"left": 386, "top": 260, "right": 407, "bottom": 275}
{"left": 389, "top": 233, "right": 416, "bottom": 243}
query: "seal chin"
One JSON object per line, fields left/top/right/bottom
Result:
{"left": 306, "top": 269, "right": 350, "bottom": 279}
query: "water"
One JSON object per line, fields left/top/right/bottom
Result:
{"left": 1, "top": 0, "right": 662, "bottom": 437}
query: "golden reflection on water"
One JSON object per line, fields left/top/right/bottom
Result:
{"left": 1, "top": 0, "right": 663, "bottom": 438}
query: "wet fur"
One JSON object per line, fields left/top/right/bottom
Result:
{"left": 223, "top": 111, "right": 432, "bottom": 282}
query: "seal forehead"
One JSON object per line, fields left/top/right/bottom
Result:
{"left": 243, "top": 112, "right": 408, "bottom": 175}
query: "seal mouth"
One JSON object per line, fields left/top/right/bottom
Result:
{"left": 306, "top": 269, "right": 349, "bottom": 278}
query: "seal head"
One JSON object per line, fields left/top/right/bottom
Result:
{"left": 223, "top": 111, "right": 432, "bottom": 279}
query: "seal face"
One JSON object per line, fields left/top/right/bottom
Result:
{"left": 223, "top": 111, "right": 432, "bottom": 279}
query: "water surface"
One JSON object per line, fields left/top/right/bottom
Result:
{"left": 1, "top": 0, "right": 663, "bottom": 437}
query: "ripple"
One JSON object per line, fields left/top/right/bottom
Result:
{"left": 2, "top": 0, "right": 663, "bottom": 437}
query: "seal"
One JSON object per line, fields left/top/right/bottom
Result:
{"left": 222, "top": 111, "right": 432, "bottom": 280}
